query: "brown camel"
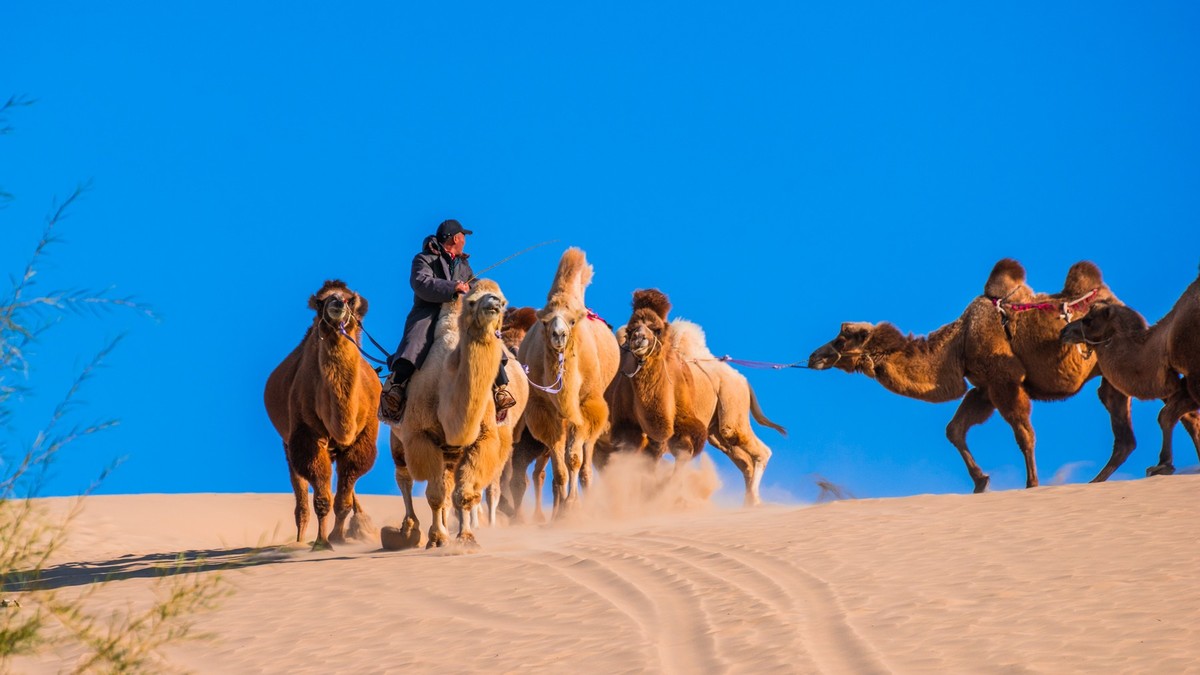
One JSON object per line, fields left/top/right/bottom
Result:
{"left": 1061, "top": 268, "right": 1200, "bottom": 476}
{"left": 670, "top": 318, "right": 787, "bottom": 506}
{"left": 598, "top": 291, "right": 786, "bottom": 505}
{"left": 518, "top": 248, "right": 620, "bottom": 516}
{"left": 600, "top": 289, "right": 710, "bottom": 468}
{"left": 495, "top": 307, "right": 553, "bottom": 523}
{"left": 381, "top": 279, "right": 528, "bottom": 549}
{"left": 808, "top": 260, "right": 1137, "bottom": 492}
{"left": 263, "top": 280, "right": 380, "bottom": 550}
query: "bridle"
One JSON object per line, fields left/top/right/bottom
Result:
{"left": 620, "top": 327, "right": 661, "bottom": 378}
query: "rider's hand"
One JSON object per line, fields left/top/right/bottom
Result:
{"left": 455, "top": 281, "right": 470, "bottom": 294}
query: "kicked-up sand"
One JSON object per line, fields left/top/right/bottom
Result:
{"left": 7, "top": 458, "right": 1200, "bottom": 673}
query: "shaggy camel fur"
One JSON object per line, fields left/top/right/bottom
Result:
{"left": 495, "top": 307, "right": 554, "bottom": 523}
{"left": 264, "top": 280, "right": 380, "bottom": 550}
{"left": 1061, "top": 270, "right": 1200, "bottom": 476}
{"left": 518, "top": 248, "right": 620, "bottom": 515}
{"left": 381, "top": 279, "right": 528, "bottom": 549}
{"left": 602, "top": 289, "right": 710, "bottom": 467}
{"left": 599, "top": 291, "right": 786, "bottom": 505}
{"left": 671, "top": 319, "right": 787, "bottom": 506}
{"left": 808, "top": 260, "right": 1137, "bottom": 492}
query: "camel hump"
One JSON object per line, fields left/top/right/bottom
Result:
{"left": 1061, "top": 261, "right": 1103, "bottom": 296}
{"left": 549, "top": 247, "right": 595, "bottom": 301}
{"left": 504, "top": 306, "right": 538, "bottom": 333}
{"left": 983, "top": 259, "right": 1026, "bottom": 298}
{"left": 632, "top": 288, "right": 671, "bottom": 319}
{"left": 669, "top": 318, "right": 714, "bottom": 360}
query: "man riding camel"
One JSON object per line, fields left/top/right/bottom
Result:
{"left": 377, "top": 219, "right": 515, "bottom": 426}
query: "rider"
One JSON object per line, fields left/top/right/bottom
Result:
{"left": 378, "top": 219, "right": 514, "bottom": 425}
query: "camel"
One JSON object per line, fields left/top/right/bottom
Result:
{"left": 518, "top": 248, "right": 620, "bottom": 516}
{"left": 381, "top": 279, "right": 528, "bottom": 550}
{"left": 495, "top": 307, "right": 554, "bottom": 523}
{"left": 808, "top": 259, "right": 1137, "bottom": 492}
{"left": 1061, "top": 268, "right": 1200, "bottom": 476}
{"left": 263, "top": 280, "right": 380, "bottom": 550}
{"left": 598, "top": 289, "right": 787, "bottom": 505}
{"left": 671, "top": 318, "right": 787, "bottom": 505}
{"left": 601, "top": 289, "right": 710, "bottom": 467}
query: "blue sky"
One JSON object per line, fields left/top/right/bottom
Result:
{"left": 4, "top": 2, "right": 1199, "bottom": 501}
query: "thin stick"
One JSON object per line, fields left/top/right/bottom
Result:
{"left": 468, "top": 239, "right": 560, "bottom": 282}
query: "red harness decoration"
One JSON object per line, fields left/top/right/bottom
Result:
{"left": 586, "top": 309, "right": 607, "bottom": 323}
{"left": 995, "top": 288, "right": 1100, "bottom": 322}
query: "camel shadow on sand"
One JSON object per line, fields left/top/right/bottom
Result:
{"left": 3, "top": 544, "right": 383, "bottom": 593}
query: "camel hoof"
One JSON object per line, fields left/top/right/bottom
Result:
{"left": 1146, "top": 464, "right": 1176, "bottom": 477}
{"left": 533, "top": 511, "right": 547, "bottom": 525}
{"left": 348, "top": 513, "right": 377, "bottom": 542}
{"left": 972, "top": 475, "right": 990, "bottom": 494}
{"left": 311, "top": 539, "right": 334, "bottom": 552}
{"left": 426, "top": 532, "right": 448, "bottom": 549}
{"left": 456, "top": 533, "right": 481, "bottom": 551}
{"left": 329, "top": 532, "right": 347, "bottom": 546}
{"left": 380, "top": 524, "right": 421, "bottom": 551}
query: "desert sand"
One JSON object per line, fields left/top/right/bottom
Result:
{"left": 8, "top": 461, "right": 1200, "bottom": 674}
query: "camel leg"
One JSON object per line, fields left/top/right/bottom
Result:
{"left": 289, "top": 426, "right": 333, "bottom": 550}
{"left": 1182, "top": 411, "right": 1200, "bottom": 467}
{"left": 426, "top": 467, "right": 452, "bottom": 549}
{"left": 1092, "top": 378, "right": 1137, "bottom": 483}
{"left": 711, "top": 433, "right": 767, "bottom": 507}
{"left": 988, "top": 381, "right": 1038, "bottom": 489}
{"left": 330, "top": 428, "right": 378, "bottom": 545}
{"left": 285, "top": 446, "right": 311, "bottom": 543}
{"left": 533, "top": 452, "right": 549, "bottom": 523}
{"left": 547, "top": 426, "right": 571, "bottom": 518}
{"left": 503, "top": 440, "right": 536, "bottom": 522}
{"left": 1148, "top": 386, "right": 1198, "bottom": 476}
{"left": 485, "top": 483, "right": 501, "bottom": 526}
{"left": 945, "top": 388, "right": 996, "bottom": 493}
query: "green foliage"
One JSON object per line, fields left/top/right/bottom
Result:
{"left": 0, "top": 98, "right": 229, "bottom": 673}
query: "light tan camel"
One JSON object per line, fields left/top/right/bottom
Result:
{"left": 264, "top": 280, "right": 380, "bottom": 550}
{"left": 496, "top": 307, "right": 553, "bottom": 523}
{"left": 671, "top": 318, "right": 787, "bottom": 506}
{"left": 380, "top": 279, "right": 528, "bottom": 549}
{"left": 808, "top": 260, "right": 1137, "bottom": 492}
{"left": 518, "top": 248, "right": 619, "bottom": 515}
{"left": 1061, "top": 268, "right": 1200, "bottom": 476}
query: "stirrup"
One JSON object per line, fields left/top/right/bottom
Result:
{"left": 493, "top": 385, "right": 517, "bottom": 422}
{"left": 377, "top": 377, "right": 407, "bottom": 427}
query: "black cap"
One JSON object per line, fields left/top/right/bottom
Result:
{"left": 436, "top": 219, "right": 473, "bottom": 239}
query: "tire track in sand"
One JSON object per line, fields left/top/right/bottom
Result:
{"left": 639, "top": 532, "right": 890, "bottom": 674}
{"left": 530, "top": 545, "right": 725, "bottom": 674}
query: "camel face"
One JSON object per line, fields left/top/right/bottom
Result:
{"left": 308, "top": 280, "right": 366, "bottom": 333}
{"left": 808, "top": 322, "right": 875, "bottom": 373}
{"left": 625, "top": 309, "right": 666, "bottom": 359}
{"left": 1060, "top": 302, "right": 1142, "bottom": 346}
{"left": 462, "top": 281, "right": 507, "bottom": 335}
{"left": 538, "top": 306, "right": 583, "bottom": 353}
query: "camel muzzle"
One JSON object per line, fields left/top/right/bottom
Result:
{"left": 807, "top": 345, "right": 837, "bottom": 370}
{"left": 1059, "top": 322, "right": 1085, "bottom": 345}
{"left": 324, "top": 301, "right": 349, "bottom": 323}
{"left": 478, "top": 294, "right": 503, "bottom": 316}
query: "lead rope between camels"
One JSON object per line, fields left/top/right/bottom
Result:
{"left": 522, "top": 351, "right": 565, "bottom": 394}
{"left": 336, "top": 323, "right": 390, "bottom": 368}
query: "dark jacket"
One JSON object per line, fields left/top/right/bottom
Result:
{"left": 392, "top": 235, "right": 474, "bottom": 369}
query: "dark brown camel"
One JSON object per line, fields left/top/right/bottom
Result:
{"left": 1061, "top": 267, "right": 1200, "bottom": 476}
{"left": 598, "top": 289, "right": 709, "bottom": 466}
{"left": 264, "top": 280, "right": 380, "bottom": 549}
{"left": 808, "top": 260, "right": 1136, "bottom": 492}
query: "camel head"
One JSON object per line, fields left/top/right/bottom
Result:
{"left": 1060, "top": 301, "right": 1147, "bottom": 346}
{"left": 539, "top": 247, "right": 595, "bottom": 354}
{"left": 624, "top": 289, "right": 672, "bottom": 359}
{"left": 808, "top": 322, "right": 878, "bottom": 374}
{"left": 308, "top": 279, "right": 369, "bottom": 336}
{"left": 501, "top": 306, "right": 538, "bottom": 353}
{"left": 460, "top": 279, "right": 507, "bottom": 339}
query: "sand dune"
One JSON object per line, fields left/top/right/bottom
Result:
{"left": 9, "top": 472, "right": 1200, "bottom": 673}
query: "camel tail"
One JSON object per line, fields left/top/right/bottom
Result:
{"left": 670, "top": 318, "right": 715, "bottom": 360}
{"left": 749, "top": 386, "right": 787, "bottom": 436}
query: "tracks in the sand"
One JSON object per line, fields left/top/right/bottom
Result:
{"left": 509, "top": 525, "right": 888, "bottom": 674}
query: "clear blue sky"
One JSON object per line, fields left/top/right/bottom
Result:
{"left": 4, "top": 2, "right": 1199, "bottom": 501}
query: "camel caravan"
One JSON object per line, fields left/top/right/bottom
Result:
{"left": 265, "top": 251, "right": 1200, "bottom": 551}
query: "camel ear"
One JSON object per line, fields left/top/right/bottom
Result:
{"left": 353, "top": 294, "right": 369, "bottom": 318}
{"left": 308, "top": 293, "right": 320, "bottom": 311}
{"left": 616, "top": 325, "right": 627, "bottom": 345}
